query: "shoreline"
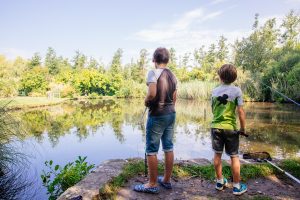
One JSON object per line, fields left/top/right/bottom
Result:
{"left": 1, "top": 96, "right": 297, "bottom": 111}
{"left": 58, "top": 158, "right": 300, "bottom": 200}
{"left": 0, "top": 96, "right": 117, "bottom": 111}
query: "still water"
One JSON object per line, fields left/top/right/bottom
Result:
{"left": 10, "top": 99, "right": 300, "bottom": 199}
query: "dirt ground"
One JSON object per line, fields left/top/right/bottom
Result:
{"left": 117, "top": 175, "right": 300, "bottom": 200}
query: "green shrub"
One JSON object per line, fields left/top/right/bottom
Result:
{"left": 41, "top": 156, "right": 94, "bottom": 200}
{"left": 0, "top": 80, "right": 18, "bottom": 97}
{"left": 70, "top": 69, "right": 126, "bottom": 96}
{"left": 61, "top": 85, "right": 77, "bottom": 98}
{"left": 20, "top": 66, "right": 49, "bottom": 95}
{"left": 116, "top": 80, "right": 146, "bottom": 98}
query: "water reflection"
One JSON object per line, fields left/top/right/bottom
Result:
{"left": 240, "top": 103, "right": 300, "bottom": 157}
{"left": 17, "top": 99, "right": 143, "bottom": 146}
{"left": 10, "top": 99, "right": 300, "bottom": 159}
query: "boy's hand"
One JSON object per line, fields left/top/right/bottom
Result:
{"left": 145, "top": 100, "right": 150, "bottom": 107}
{"left": 237, "top": 106, "right": 246, "bottom": 136}
{"left": 238, "top": 128, "right": 248, "bottom": 137}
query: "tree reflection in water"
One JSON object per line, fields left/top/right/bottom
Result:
{"left": 10, "top": 99, "right": 300, "bottom": 158}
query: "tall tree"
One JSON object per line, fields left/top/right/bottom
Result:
{"left": 87, "top": 57, "right": 99, "bottom": 69}
{"left": 207, "top": 44, "right": 216, "bottom": 64}
{"left": 72, "top": 51, "right": 86, "bottom": 69}
{"left": 281, "top": 10, "right": 300, "bottom": 47}
{"left": 123, "top": 62, "right": 132, "bottom": 80}
{"left": 98, "top": 60, "right": 105, "bottom": 73}
{"left": 110, "top": 48, "right": 123, "bottom": 74}
{"left": 182, "top": 52, "right": 191, "bottom": 67}
{"left": 217, "top": 36, "right": 228, "bottom": 62}
{"left": 45, "top": 47, "right": 59, "bottom": 75}
{"left": 137, "top": 49, "right": 148, "bottom": 70}
{"left": 13, "top": 57, "right": 27, "bottom": 77}
{"left": 56, "top": 56, "right": 71, "bottom": 70}
{"left": 193, "top": 46, "right": 206, "bottom": 67}
{"left": 28, "top": 52, "right": 41, "bottom": 69}
{"left": 132, "top": 49, "right": 148, "bottom": 83}
{"left": 168, "top": 48, "right": 177, "bottom": 72}
{"left": 252, "top": 13, "right": 259, "bottom": 30}
{"left": 234, "top": 16, "right": 278, "bottom": 72}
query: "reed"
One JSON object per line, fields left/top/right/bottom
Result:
{"left": 0, "top": 102, "right": 34, "bottom": 200}
{"left": 177, "top": 81, "right": 217, "bottom": 100}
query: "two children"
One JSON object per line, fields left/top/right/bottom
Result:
{"left": 211, "top": 64, "right": 247, "bottom": 195}
{"left": 135, "top": 48, "right": 247, "bottom": 196}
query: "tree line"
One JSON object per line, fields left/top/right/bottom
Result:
{"left": 0, "top": 10, "right": 299, "bottom": 101}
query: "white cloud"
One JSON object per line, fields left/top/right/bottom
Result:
{"left": 133, "top": 7, "right": 216, "bottom": 43}
{"left": 131, "top": 7, "right": 249, "bottom": 56}
{"left": 171, "top": 8, "right": 204, "bottom": 30}
{"left": 134, "top": 8, "right": 223, "bottom": 43}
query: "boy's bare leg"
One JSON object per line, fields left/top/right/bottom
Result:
{"left": 214, "top": 153, "right": 223, "bottom": 179}
{"left": 145, "top": 155, "right": 158, "bottom": 187}
{"left": 231, "top": 156, "right": 241, "bottom": 183}
{"left": 163, "top": 151, "right": 174, "bottom": 182}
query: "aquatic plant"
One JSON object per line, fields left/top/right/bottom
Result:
{"left": 41, "top": 156, "right": 95, "bottom": 200}
{"left": 0, "top": 102, "right": 34, "bottom": 200}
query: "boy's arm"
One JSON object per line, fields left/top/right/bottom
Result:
{"left": 145, "top": 83, "right": 157, "bottom": 107}
{"left": 237, "top": 106, "right": 246, "bottom": 133}
{"left": 173, "top": 90, "right": 177, "bottom": 105}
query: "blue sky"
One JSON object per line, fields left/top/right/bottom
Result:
{"left": 1, "top": 0, "right": 299, "bottom": 64}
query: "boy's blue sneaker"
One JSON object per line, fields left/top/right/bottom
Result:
{"left": 158, "top": 176, "right": 172, "bottom": 189}
{"left": 233, "top": 183, "right": 247, "bottom": 195}
{"left": 215, "top": 178, "right": 228, "bottom": 191}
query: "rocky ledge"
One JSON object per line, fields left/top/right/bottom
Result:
{"left": 57, "top": 158, "right": 212, "bottom": 200}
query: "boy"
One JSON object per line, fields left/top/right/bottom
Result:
{"left": 133, "top": 47, "right": 177, "bottom": 194}
{"left": 211, "top": 64, "right": 247, "bottom": 195}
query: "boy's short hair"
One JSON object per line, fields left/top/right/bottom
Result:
{"left": 218, "top": 64, "right": 237, "bottom": 84}
{"left": 153, "top": 47, "right": 169, "bottom": 64}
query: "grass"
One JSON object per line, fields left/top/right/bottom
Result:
{"left": 0, "top": 97, "right": 68, "bottom": 110}
{"left": 177, "top": 81, "right": 217, "bottom": 100}
{"left": 98, "top": 159, "right": 300, "bottom": 199}
{"left": 279, "top": 158, "right": 300, "bottom": 178}
{"left": 172, "top": 162, "right": 276, "bottom": 181}
{"left": 99, "top": 160, "right": 164, "bottom": 199}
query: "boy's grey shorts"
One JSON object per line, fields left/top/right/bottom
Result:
{"left": 211, "top": 128, "right": 239, "bottom": 157}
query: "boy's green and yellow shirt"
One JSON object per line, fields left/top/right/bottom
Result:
{"left": 211, "top": 84, "right": 243, "bottom": 130}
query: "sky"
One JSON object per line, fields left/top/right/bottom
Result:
{"left": 0, "top": 0, "right": 300, "bottom": 64}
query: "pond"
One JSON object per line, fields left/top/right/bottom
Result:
{"left": 9, "top": 99, "right": 300, "bottom": 199}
